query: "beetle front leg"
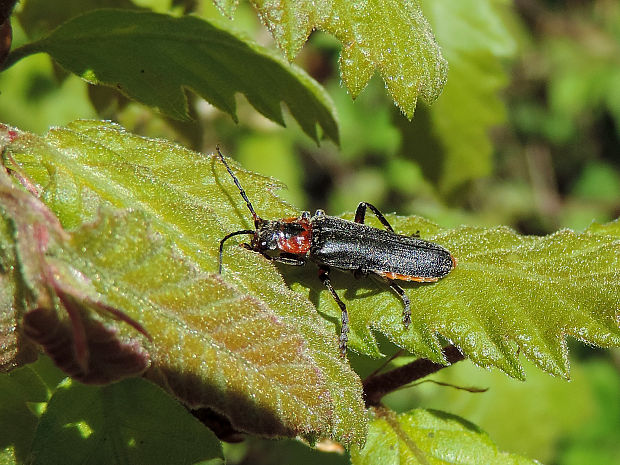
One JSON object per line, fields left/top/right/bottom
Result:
{"left": 318, "top": 266, "right": 349, "bottom": 356}
{"left": 240, "top": 244, "right": 306, "bottom": 266}
{"left": 386, "top": 279, "right": 411, "bottom": 328}
{"left": 271, "top": 252, "right": 306, "bottom": 266}
{"left": 354, "top": 202, "right": 395, "bottom": 232}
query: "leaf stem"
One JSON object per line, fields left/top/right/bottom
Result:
{"left": 363, "top": 344, "right": 465, "bottom": 407}
{"left": 1, "top": 41, "right": 42, "bottom": 71}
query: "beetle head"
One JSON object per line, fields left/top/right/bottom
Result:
{"left": 250, "top": 220, "right": 280, "bottom": 252}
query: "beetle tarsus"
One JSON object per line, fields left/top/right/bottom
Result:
{"left": 339, "top": 309, "right": 349, "bottom": 356}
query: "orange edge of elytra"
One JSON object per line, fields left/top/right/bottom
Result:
{"left": 376, "top": 271, "right": 440, "bottom": 282}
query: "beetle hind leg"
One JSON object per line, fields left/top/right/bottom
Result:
{"left": 354, "top": 202, "right": 395, "bottom": 232}
{"left": 318, "top": 266, "right": 349, "bottom": 356}
{"left": 386, "top": 279, "right": 411, "bottom": 328}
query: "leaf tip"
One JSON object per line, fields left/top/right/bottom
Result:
{"left": 213, "top": 0, "right": 239, "bottom": 19}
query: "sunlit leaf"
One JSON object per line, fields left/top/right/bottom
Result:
{"left": 351, "top": 407, "right": 538, "bottom": 465}
{"left": 217, "top": 0, "right": 447, "bottom": 118}
{"left": 0, "top": 120, "right": 365, "bottom": 444}
{"left": 7, "top": 9, "right": 338, "bottom": 143}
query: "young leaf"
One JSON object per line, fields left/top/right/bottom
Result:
{"left": 217, "top": 0, "right": 447, "bottom": 118}
{"left": 350, "top": 407, "right": 538, "bottom": 465}
{"left": 0, "top": 211, "right": 39, "bottom": 372}
{"left": 7, "top": 9, "right": 338, "bottom": 143}
{"left": 287, "top": 214, "right": 620, "bottom": 379}
{"left": 0, "top": 165, "right": 151, "bottom": 384}
{"left": 0, "top": 120, "right": 365, "bottom": 445}
{"left": 29, "top": 377, "right": 224, "bottom": 465}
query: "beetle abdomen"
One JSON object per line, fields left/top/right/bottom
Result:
{"left": 310, "top": 216, "right": 454, "bottom": 281}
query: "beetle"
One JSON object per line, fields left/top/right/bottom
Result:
{"left": 216, "top": 148, "right": 456, "bottom": 355}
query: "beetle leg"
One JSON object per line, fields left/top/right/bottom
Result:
{"left": 318, "top": 266, "right": 349, "bottom": 356}
{"left": 273, "top": 253, "right": 306, "bottom": 266}
{"left": 354, "top": 202, "right": 395, "bottom": 232}
{"left": 251, "top": 247, "right": 306, "bottom": 266}
{"left": 386, "top": 278, "right": 411, "bottom": 328}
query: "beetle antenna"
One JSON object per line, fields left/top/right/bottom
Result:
{"left": 216, "top": 146, "right": 260, "bottom": 225}
{"left": 219, "top": 229, "right": 256, "bottom": 274}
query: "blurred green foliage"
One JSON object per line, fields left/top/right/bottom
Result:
{"left": 1, "top": 0, "right": 619, "bottom": 464}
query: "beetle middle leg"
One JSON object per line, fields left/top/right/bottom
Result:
{"left": 354, "top": 202, "right": 395, "bottom": 232}
{"left": 318, "top": 266, "right": 349, "bottom": 356}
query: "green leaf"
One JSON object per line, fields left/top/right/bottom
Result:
{"left": 326, "top": 0, "right": 448, "bottom": 117}
{"left": 351, "top": 407, "right": 537, "bottom": 465}
{"left": 572, "top": 162, "right": 620, "bottom": 202}
{"left": 29, "top": 377, "right": 224, "bottom": 465}
{"left": 8, "top": 9, "right": 338, "bottom": 143}
{"left": 287, "top": 215, "right": 620, "bottom": 379}
{"left": 557, "top": 359, "right": 620, "bottom": 465}
{"left": 586, "top": 217, "right": 620, "bottom": 238}
{"left": 16, "top": 0, "right": 141, "bottom": 40}
{"left": 400, "top": 0, "right": 517, "bottom": 194}
{"left": 218, "top": 0, "right": 447, "bottom": 118}
{"left": 0, "top": 362, "right": 50, "bottom": 464}
{"left": 0, "top": 356, "right": 73, "bottom": 463}
{"left": 0, "top": 120, "right": 365, "bottom": 445}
